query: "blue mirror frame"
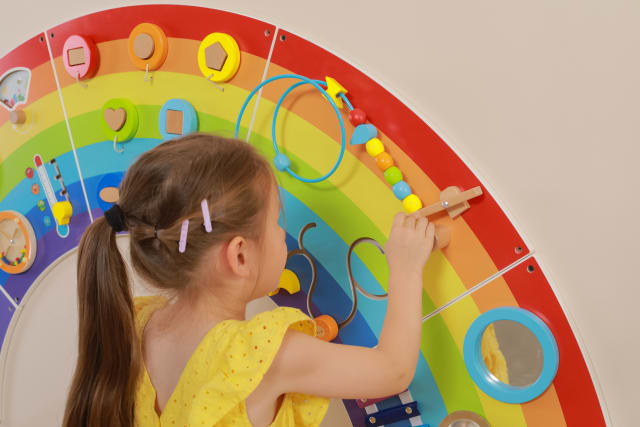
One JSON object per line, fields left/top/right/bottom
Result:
{"left": 463, "top": 307, "right": 559, "bottom": 403}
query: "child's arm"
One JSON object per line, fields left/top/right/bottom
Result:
{"left": 264, "top": 213, "right": 435, "bottom": 399}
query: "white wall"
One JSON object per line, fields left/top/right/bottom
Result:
{"left": 1, "top": 1, "right": 638, "bottom": 426}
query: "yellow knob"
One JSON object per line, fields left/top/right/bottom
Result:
{"left": 268, "top": 268, "right": 301, "bottom": 296}
{"left": 52, "top": 201, "right": 73, "bottom": 225}
{"left": 325, "top": 76, "right": 348, "bottom": 109}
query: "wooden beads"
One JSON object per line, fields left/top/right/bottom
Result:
{"left": 366, "top": 138, "right": 384, "bottom": 157}
{"left": 392, "top": 181, "right": 411, "bottom": 200}
{"left": 349, "top": 108, "right": 367, "bottom": 126}
{"left": 357, "top": 109, "right": 423, "bottom": 213}
{"left": 315, "top": 315, "right": 338, "bottom": 341}
{"left": 402, "top": 194, "right": 423, "bottom": 213}
{"left": 384, "top": 166, "right": 403, "bottom": 185}
{"left": 375, "top": 152, "right": 394, "bottom": 171}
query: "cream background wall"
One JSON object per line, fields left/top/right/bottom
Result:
{"left": 1, "top": 1, "right": 638, "bottom": 426}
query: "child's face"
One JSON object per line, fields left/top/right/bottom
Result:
{"left": 255, "top": 182, "right": 287, "bottom": 297}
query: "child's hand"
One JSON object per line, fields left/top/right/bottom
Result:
{"left": 265, "top": 213, "right": 436, "bottom": 403}
{"left": 384, "top": 213, "right": 436, "bottom": 279}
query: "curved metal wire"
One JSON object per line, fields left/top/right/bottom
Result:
{"left": 290, "top": 222, "right": 388, "bottom": 330}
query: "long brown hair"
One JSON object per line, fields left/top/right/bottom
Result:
{"left": 63, "top": 134, "right": 274, "bottom": 427}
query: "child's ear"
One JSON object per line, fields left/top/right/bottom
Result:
{"left": 225, "top": 236, "right": 251, "bottom": 278}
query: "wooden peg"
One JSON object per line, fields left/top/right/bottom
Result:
{"left": 433, "top": 225, "right": 450, "bottom": 250}
{"left": 411, "top": 186, "right": 483, "bottom": 219}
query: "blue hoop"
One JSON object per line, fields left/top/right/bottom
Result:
{"left": 235, "top": 74, "right": 347, "bottom": 183}
{"left": 463, "top": 307, "right": 559, "bottom": 404}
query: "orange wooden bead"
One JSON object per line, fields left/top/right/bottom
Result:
{"left": 375, "top": 152, "right": 394, "bottom": 171}
{"left": 314, "top": 315, "right": 338, "bottom": 341}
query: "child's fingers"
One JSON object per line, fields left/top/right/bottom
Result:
{"left": 392, "top": 212, "right": 406, "bottom": 230}
{"left": 425, "top": 222, "right": 436, "bottom": 243}
{"left": 404, "top": 214, "right": 417, "bottom": 229}
{"left": 415, "top": 217, "right": 428, "bottom": 235}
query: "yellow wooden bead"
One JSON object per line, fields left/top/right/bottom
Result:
{"left": 402, "top": 194, "right": 423, "bottom": 213}
{"left": 365, "top": 138, "right": 384, "bottom": 157}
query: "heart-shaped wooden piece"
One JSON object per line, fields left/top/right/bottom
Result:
{"left": 104, "top": 108, "right": 127, "bottom": 131}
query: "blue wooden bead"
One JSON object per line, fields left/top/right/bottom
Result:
{"left": 274, "top": 153, "right": 291, "bottom": 171}
{"left": 392, "top": 181, "right": 411, "bottom": 200}
{"left": 350, "top": 123, "right": 377, "bottom": 145}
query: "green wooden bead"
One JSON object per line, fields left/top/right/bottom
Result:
{"left": 384, "top": 166, "right": 403, "bottom": 185}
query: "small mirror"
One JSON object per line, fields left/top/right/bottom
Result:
{"left": 450, "top": 420, "right": 480, "bottom": 427}
{"left": 440, "top": 410, "right": 489, "bottom": 427}
{"left": 481, "top": 319, "right": 544, "bottom": 387}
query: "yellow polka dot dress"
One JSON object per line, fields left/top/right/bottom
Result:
{"left": 133, "top": 296, "right": 329, "bottom": 427}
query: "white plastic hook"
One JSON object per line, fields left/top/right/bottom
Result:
{"left": 144, "top": 64, "right": 152, "bottom": 82}
{"left": 75, "top": 73, "right": 88, "bottom": 88}
{"left": 113, "top": 134, "right": 124, "bottom": 153}
{"left": 205, "top": 74, "right": 224, "bottom": 92}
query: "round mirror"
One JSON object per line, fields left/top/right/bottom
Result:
{"left": 481, "top": 319, "right": 544, "bottom": 387}
{"left": 439, "top": 411, "right": 489, "bottom": 427}
{"left": 451, "top": 420, "right": 480, "bottom": 427}
{"left": 463, "top": 307, "right": 559, "bottom": 404}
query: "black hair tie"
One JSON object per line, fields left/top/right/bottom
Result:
{"left": 104, "top": 204, "right": 126, "bottom": 232}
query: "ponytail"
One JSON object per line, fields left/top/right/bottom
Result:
{"left": 63, "top": 217, "right": 140, "bottom": 427}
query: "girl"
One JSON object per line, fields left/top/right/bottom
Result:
{"left": 63, "top": 134, "right": 435, "bottom": 427}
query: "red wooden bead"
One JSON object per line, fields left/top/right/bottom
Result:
{"left": 349, "top": 108, "right": 367, "bottom": 126}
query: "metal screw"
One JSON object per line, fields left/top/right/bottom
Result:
{"left": 405, "top": 407, "right": 413, "bottom": 415}
{"left": 442, "top": 200, "right": 449, "bottom": 208}
{"left": 369, "top": 416, "right": 376, "bottom": 424}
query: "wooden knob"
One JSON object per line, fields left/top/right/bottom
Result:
{"left": 133, "top": 33, "right": 155, "bottom": 59}
{"left": 433, "top": 225, "right": 450, "bottom": 250}
{"left": 9, "top": 110, "right": 26, "bottom": 124}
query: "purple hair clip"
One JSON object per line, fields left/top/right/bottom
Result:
{"left": 201, "top": 199, "right": 212, "bottom": 233}
{"left": 179, "top": 219, "right": 189, "bottom": 253}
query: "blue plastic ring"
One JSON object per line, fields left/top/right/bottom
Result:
{"left": 463, "top": 307, "right": 559, "bottom": 404}
{"left": 235, "top": 74, "right": 347, "bottom": 183}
